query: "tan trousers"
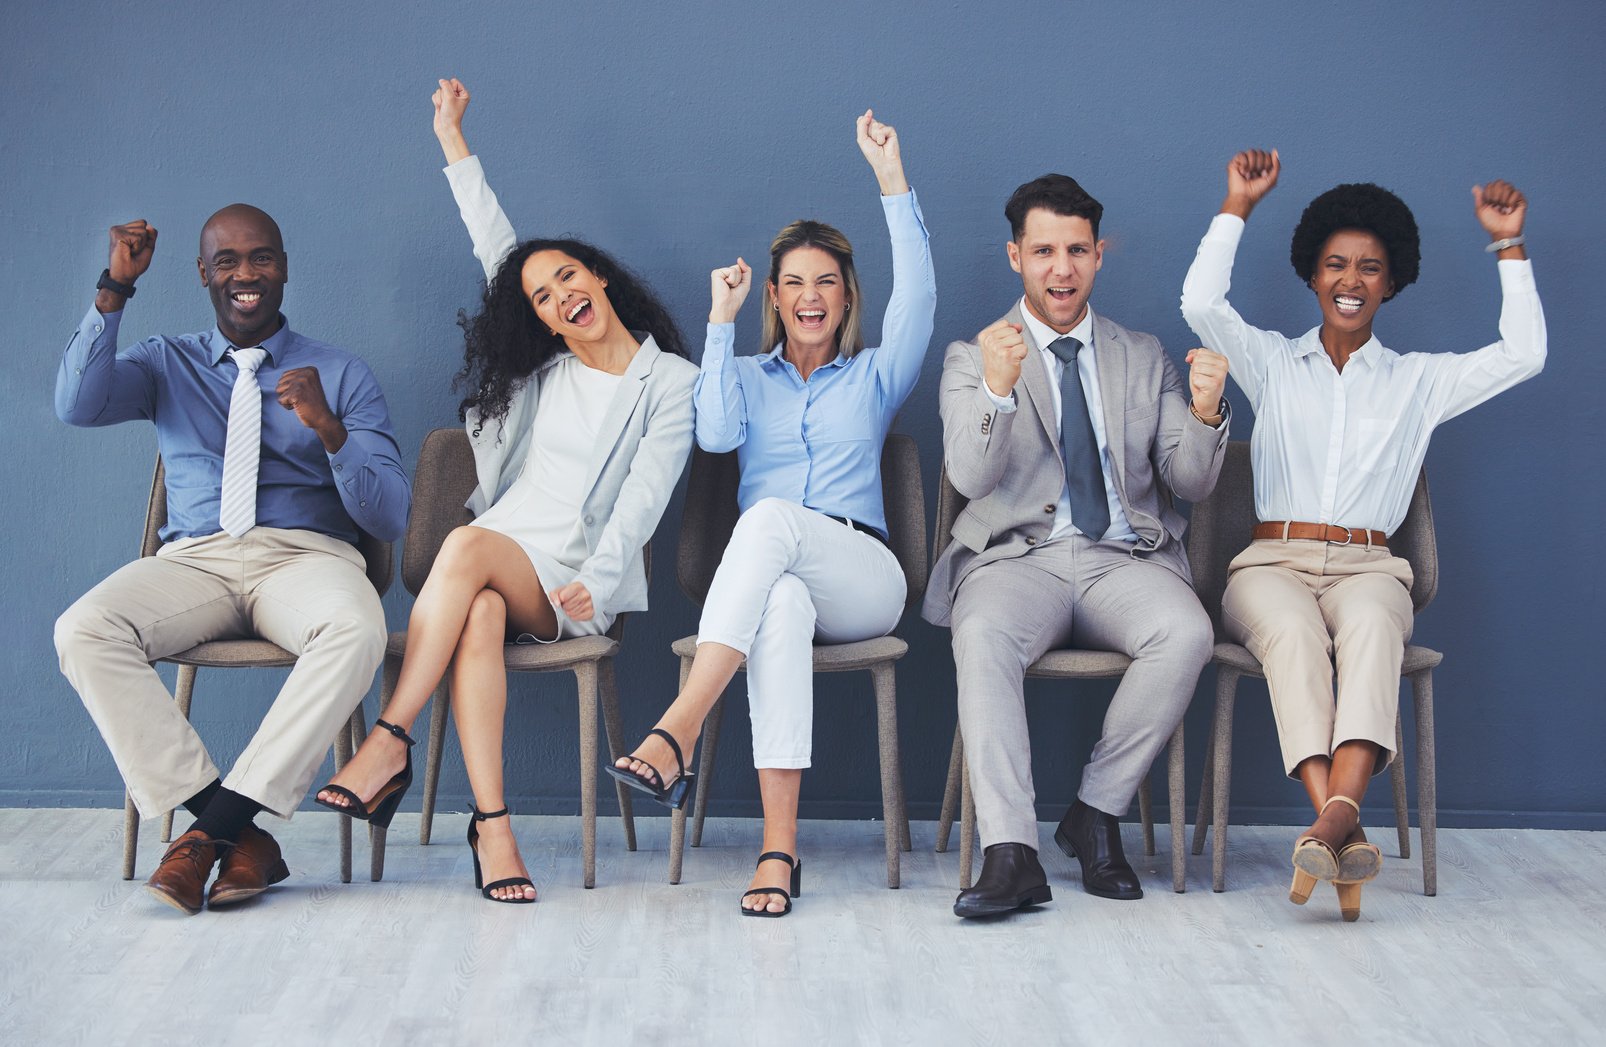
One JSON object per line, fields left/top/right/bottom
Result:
{"left": 54, "top": 527, "right": 386, "bottom": 819}
{"left": 1220, "top": 539, "right": 1413, "bottom": 778}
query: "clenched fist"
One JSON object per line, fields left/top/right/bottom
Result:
{"left": 1222, "top": 148, "right": 1280, "bottom": 220}
{"left": 855, "top": 108, "right": 908, "bottom": 196}
{"left": 549, "top": 581, "right": 594, "bottom": 622}
{"left": 1185, "top": 347, "right": 1229, "bottom": 423}
{"left": 1472, "top": 180, "right": 1527, "bottom": 253}
{"left": 432, "top": 77, "right": 472, "bottom": 164}
{"left": 277, "top": 366, "right": 347, "bottom": 451}
{"left": 108, "top": 220, "right": 159, "bottom": 285}
{"left": 979, "top": 319, "right": 1029, "bottom": 398}
{"left": 709, "top": 258, "right": 752, "bottom": 324}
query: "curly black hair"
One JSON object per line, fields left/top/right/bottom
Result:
{"left": 1290, "top": 183, "right": 1420, "bottom": 301}
{"left": 455, "top": 238, "right": 688, "bottom": 426}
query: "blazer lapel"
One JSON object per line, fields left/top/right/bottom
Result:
{"left": 1092, "top": 313, "right": 1128, "bottom": 493}
{"left": 1007, "top": 304, "right": 1061, "bottom": 457}
{"left": 579, "top": 336, "right": 655, "bottom": 495}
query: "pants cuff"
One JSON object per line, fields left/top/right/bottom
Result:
{"left": 752, "top": 755, "right": 810, "bottom": 770}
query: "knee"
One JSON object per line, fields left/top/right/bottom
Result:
{"left": 758, "top": 573, "right": 814, "bottom": 632}
{"left": 950, "top": 613, "right": 1013, "bottom": 668}
{"left": 432, "top": 525, "right": 496, "bottom": 575}
{"left": 1140, "top": 601, "right": 1214, "bottom": 669}
{"left": 54, "top": 596, "right": 121, "bottom": 666}
{"left": 308, "top": 601, "right": 387, "bottom": 670}
{"left": 728, "top": 497, "right": 798, "bottom": 548}
{"left": 1333, "top": 604, "right": 1408, "bottom": 649}
{"left": 1253, "top": 609, "right": 1331, "bottom": 660}
{"left": 461, "top": 589, "right": 507, "bottom": 643}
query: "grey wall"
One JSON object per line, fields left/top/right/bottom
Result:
{"left": 5, "top": 1, "right": 1602, "bottom": 829}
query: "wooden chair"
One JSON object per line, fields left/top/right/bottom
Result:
{"left": 931, "top": 464, "right": 1188, "bottom": 893}
{"left": 1186, "top": 441, "right": 1442, "bottom": 895}
{"left": 367, "top": 427, "right": 639, "bottom": 888}
{"left": 666, "top": 435, "right": 926, "bottom": 888}
{"left": 120, "top": 458, "right": 392, "bottom": 883}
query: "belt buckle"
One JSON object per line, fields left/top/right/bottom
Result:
{"left": 1329, "top": 526, "right": 1353, "bottom": 547}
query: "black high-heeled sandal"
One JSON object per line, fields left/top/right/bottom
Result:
{"left": 314, "top": 718, "right": 416, "bottom": 829}
{"left": 740, "top": 851, "right": 802, "bottom": 918}
{"left": 604, "top": 727, "right": 695, "bottom": 810}
{"left": 467, "top": 806, "right": 536, "bottom": 904}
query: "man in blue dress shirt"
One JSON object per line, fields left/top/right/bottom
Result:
{"left": 54, "top": 206, "right": 411, "bottom": 915}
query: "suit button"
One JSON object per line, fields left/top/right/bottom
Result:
{"left": 1025, "top": 537, "right": 1037, "bottom": 546}
{"left": 1044, "top": 504, "right": 1055, "bottom": 513}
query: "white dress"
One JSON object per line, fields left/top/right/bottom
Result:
{"left": 470, "top": 356, "right": 624, "bottom": 640}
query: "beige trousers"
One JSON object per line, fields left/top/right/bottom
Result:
{"left": 54, "top": 527, "right": 386, "bottom": 819}
{"left": 1220, "top": 539, "right": 1414, "bottom": 778}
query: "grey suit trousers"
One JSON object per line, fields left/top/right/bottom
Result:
{"left": 951, "top": 533, "right": 1212, "bottom": 848}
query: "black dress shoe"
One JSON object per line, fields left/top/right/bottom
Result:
{"left": 1054, "top": 798, "right": 1144, "bottom": 900}
{"left": 953, "top": 842, "right": 1052, "bottom": 918}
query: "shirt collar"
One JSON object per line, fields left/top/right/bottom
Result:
{"left": 760, "top": 342, "right": 848, "bottom": 374}
{"left": 1295, "top": 327, "right": 1384, "bottom": 368}
{"left": 207, "top": 315, "right": 294, "bottom": 366}
{"left": 1018, "top": 297, "right": 1096, "bottom": 358}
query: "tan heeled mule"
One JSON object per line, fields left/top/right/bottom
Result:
{"left": 1289, "top": 795, "right": 1361, "bottom": 905}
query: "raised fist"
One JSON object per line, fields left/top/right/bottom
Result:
{"left": 978, "top": 319, "right": 1029, "bottom": 398}
{"left": 1223, "top": 149, "right": 1280, "bottom": 219}
{"left": 108, "top": 220, "right": 158, "bottom": 285}
{"left": 1473, "top": 180, "right": 1527, "bottom": 242}
{"left": 709, "top": 258, "right": 752, "bottom": 324}
{"left": 277, "top": 366, "right": 337, "bottom": 432}
{"left": 1184, "top": 347, "right": 1229, "bottom": 421}
{"left": 432, "top": 77, "right": 471, "bottom": 137}
{"left": 856, "top": 108, "right": 908, "bottom": 196}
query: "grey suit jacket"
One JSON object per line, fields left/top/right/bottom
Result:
{"left": 923, "top": 305, "right": 1228, "bottom": 627}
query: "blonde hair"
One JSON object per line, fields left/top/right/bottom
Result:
{"left": 760, "top": 220, "right": 864, "bottom": 358}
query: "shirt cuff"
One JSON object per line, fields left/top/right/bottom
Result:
{"left": 442, "top": 153, "right": 484, "bottom": 183}
{"left": 327, "top": 434, "right": 370, "bottom": 482}
{"left": 982, "top": 383, "right": 1017, "bottom": 413}
{"left": 881, "top": 187, "right": 929, "bottom": 241}
{"left": 704, "top": 322, "right": 735, "bottom": 364}
{"left": 1496, "top": 258, "right": 1535, "bottom": 292}
{"left": 1206, "top": 212, "right": 1246, "bottom": 244}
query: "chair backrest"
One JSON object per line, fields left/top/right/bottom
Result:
{"left": 1186, "top": 440, "right": 1438, "bottom": 639}
{"left": 141, "top": 457, "right": 393, "bottom": 597}
{"left": 403, "top": 427, "right": 650, "bottom": 641}
{"left": 676, "top": 433, "right": 929, "bottom": 614}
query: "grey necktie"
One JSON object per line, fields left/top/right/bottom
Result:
{"left": 1047, "top": 336, "right": 1110, "bottom": 541}
{"left": 219, "top": 346, "right": 268, "bottom": 538}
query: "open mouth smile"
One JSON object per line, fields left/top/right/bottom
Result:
{"left": 564, "top": 297, "right": 595, "bottom": 327}
{"left": 1333, "top": 294, "right": 1365, "bottom": 316}
{"left": 230, "top": 290, "right": 264, "bottom": 313}
{"left": 795, "top": 309, "right": 828, "bottom": 330}
{"left": 1048, "top": 286, "right": 1077, "bottom": 302}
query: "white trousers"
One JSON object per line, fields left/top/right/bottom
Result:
{"left": 697, "top": 498, "right": 906, "bottom": 768}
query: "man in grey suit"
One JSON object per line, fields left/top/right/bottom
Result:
{"left": 926, "top": 174, "right": 1230, "bottom": 917}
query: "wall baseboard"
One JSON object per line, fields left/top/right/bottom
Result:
{"left": 7, "top": 791, "right": 1602, "bottom": 832}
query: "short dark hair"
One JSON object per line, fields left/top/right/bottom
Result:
{"left": 1290, "top": 183, "right": 1420, "bottom": 300}
{"left": 1005, "top": 174, "right": 1103, "bottom": 241}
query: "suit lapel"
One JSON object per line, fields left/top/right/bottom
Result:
{"left": 1092, "top": 314, "right": 1127, "bottom": 487}
{"left": 579, "top": 337, "right": 655, "bottom": 495}
{"left": 1007, "top": 304, "right": 1061, "bottom": 456}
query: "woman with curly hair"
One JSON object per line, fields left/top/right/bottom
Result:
{"left": 609, "top": 109, "right": 935, "bottom": 918}
{"left": 1180, "top": 150, "right": 1545, "bottom": 920}
{"left": 315, "top": 78, "right": 698, "bottom": 903}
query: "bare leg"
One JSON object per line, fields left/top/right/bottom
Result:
{"left": 318, "top": 526, "right": 556, "bottom": 809}
{"left": 1296, "top": 740, "right": 1378, "bottom": 850}
{"left": 614, "top": 641, "right": 745, "bottom": 785}
{"left": 451, "top": 588, "right": 537, "bottom": 901}
{"left": 741, "top": 768, "right": 802, "bottom": 914}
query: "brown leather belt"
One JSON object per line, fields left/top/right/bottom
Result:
{"left": 1252, "top": 521, "right": 1388, "bottom": 549}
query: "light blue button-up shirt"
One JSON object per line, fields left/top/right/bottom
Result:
{"left": 56, "top": 306, "right": 411, "bottom": 544}
{"left": 694, "top": 190, "right": 935, "bottom": 537}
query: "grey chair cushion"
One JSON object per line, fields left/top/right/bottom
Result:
{"left": 386, "top": 631, "right": 620, "bottom": 672}
{"left": 163, "top": 640, "right": 299, "bottom": 668}
{"left": 1025, "top": 649, "right": 1133, "bottom": 679}
{"left": 671, "top": 633, "right": 909, "bottom": 672}
{"left": 1212, "top": 641, "right": 1444, "bottom": 678}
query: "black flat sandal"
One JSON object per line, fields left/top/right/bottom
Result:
{"left": 740, "top": 851, "right": 802, "bottom": 918}
{"left": 314, "top": 718, "right": 416, "bottom": 829}
{"left": 467, "top": 806, "right": 536, "bottom": 904}
{"left": 604, "top": 727, "right": 695, "bottom": 810}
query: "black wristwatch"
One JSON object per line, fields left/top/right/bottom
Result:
{"left": 96, "top": 269, "right": 137, "bottom": 299}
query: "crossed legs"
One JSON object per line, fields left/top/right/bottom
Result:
{"left": 318, "top": 525, "right": 557, "bottom": 900}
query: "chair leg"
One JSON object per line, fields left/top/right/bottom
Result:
{"left": 668, "top": 655, "right": 694, "bottom": 885}
{"left": 935, "top": 726, "right": 963, "bottom": 853}
{"left": 1391, "top": 711, "right": 1411, "bottom": 859}
{"left": 1210, "top": 667, "right": 1241, "bottom": 893}
{"left": 597, "top": 658, "right": 637, "bottom": 852}
{"left": 869, "top": 662, "right": 902, "bottom": 889}
{"left": 346, "top": 715, "right": 387, "bottom": 883}
{"left": 335, "top": 707, "right": 356, "bottom": 884}
{"left": 1168, "top": 722, "right": 1186, "bottom": 894}
{"left": 1138, "top": 777, "right": 1155, "bottom": 857}
{"left": 575, "top": 662, "right": 601, "bottom": 890}
{"left": 1411, "top": 668, "right": 1438, "bottom": 897}
{"left": 959, "top": 756, "right": 976, "bottom": 890}
{"left": 162, "top": 664, "right": 200, "bottom": 844}
{"left": 1193, "top": 732, "right": 1214, "bottom": 856}
{"left": 690, "top": 692, "right": 724, "bottom": 850}
{"left": 121, "top": 791, "right": 140, "bottom": 880}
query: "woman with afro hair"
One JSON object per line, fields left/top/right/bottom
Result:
{"left": 1181, "top": 149, "right": 1545, "bottom": 920}
{"left": 316, "top": 79, "right": 698, "bottom": 904}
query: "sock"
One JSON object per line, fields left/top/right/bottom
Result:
{"left": 190, "top": 787, "right": 264, "bottom": 843}
{"left": 182, "top": 779, "right": 223, "bottom": 818}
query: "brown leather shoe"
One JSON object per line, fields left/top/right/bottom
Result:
{"left": 208, "top": 824, "right": 291, "bottom": 908}
{"left": 145, "top": 829, "right": 222, "bottom": 915}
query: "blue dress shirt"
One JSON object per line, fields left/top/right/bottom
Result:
{"left": 694, "top": 190, "right": 936, "bottom": 537}
{"left": 56, "top": 306, "right": 411, "bottom": 545}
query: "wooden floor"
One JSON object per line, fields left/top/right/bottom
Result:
{"left": 2, "top": 809, "right": 1602, "bottom": 1046}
